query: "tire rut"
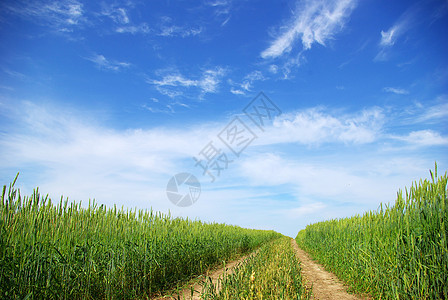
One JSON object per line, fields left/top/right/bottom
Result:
{"left": 154, "top": 251, "right": 256, "bottom": 299}
{"left": 291, "top": 239, "right": 371, "bottom": 300}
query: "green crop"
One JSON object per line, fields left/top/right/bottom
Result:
{"left": 0, "top": 175, "right": 281, "bottom": 299}
{"left": 201, "top": 236, "right": 311, "bottom": 299}
{"left": 296, "top": 164, "right": 448, "bottom": 299}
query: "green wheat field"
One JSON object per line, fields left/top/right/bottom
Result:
{"left": 1, "top": 165, "right": 447, "bottom": 299}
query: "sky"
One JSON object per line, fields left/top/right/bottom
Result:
{"left": 0, "top": 0, "right": 447, "bottom": 237}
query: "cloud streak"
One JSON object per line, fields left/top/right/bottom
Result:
{"left": 383, "top": 87, "right": 409, "bottom": 95}
{"left": 391, "top": 130, "right": 448, "bottom": 146}
{"left": 116, "top": 24, "right": 151, "bottom": 34}
{"left": 261, "top": 0, "right": 357, "bottom": 59}
{"left": 85, "top": 54, "right": 131, "bottom": 72}
{"left": 1, "top": 99, "right": 447, "bottom": 237}
{"left": 4, "top": 0, "right": 84, "bottom": 32}
{"left": 149, "top": 67, "right": 226, "bottom": 98}
{"left": 229, "top": 70, "right": 266, "bottom": 95}
{"left": 375, "top": 3, "right": 419, "bottom": 61}
{"left": 100, "top": 5, "right": 130, "bottom": 25}
{"left": 263, "top": 106, "right": 384, "bottom": 145}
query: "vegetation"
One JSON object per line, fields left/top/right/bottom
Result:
{"left": 0, "top": 175, "right": 281, "bottom": 299}
{"left": 201, "top": 236, "right": 311, "bottom": 299}
{"left": 296, "top": 165, "right": 448, "bottom": 299}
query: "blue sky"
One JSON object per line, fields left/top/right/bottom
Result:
{"left": 1, "top": 0, "right": 447, "bottom": 237}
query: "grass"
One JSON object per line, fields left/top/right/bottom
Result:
{"left": 0, "top": 174, "right": 281, "bottom": 299}
{"left": 296, "top": 164, "right": 448, "bottom": 299}
{"left": 200, "top": 236, "right": 311, "bottom": 299}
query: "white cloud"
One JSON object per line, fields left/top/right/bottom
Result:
{"left": 156, "top": 16, "right": 202, "bottom": 38}
{"left": 142, "top": 100, "right": 189, "bottom": 114}
{"left": 116, "top": 24, "right": 151, "bottom": 34}
{"left": 230, "top": 88, "right": 245, "bottom": 95}
{"left": 285, "top": 202, "right": 327, "bottom": 218}
{"left": 149, "top": 67, "right": 226, "bottom": 97}
{"left": 101, "top": 6, "right": 130, "bottom": 24}
{"left": 238, "top": 152, "right": 429, "bottom": 206}
{"left": 98, "top": 3, "right": 151, "bottom": 35}
{"left": 380, "top": 27, "right": 399, "bottom": 47}
{"left": 0, "top": 101, "right": 219, "bottom": 204}
{"left": 269, "top": 65, "right": 279, "bottom": 74}
{"left": 378, "top": 6, "right": 415, "bottom": 48}
{"left": 206, "top": 0, "right": 232, "bottom": 17}
{"left": 5, "top": 0, "right": 84, "bottom": 32}
{"left": 383, "top": 87, "right": 409, "bottom": 95}
{"left": 244, "top": 70, "right": 265, "bottom": 82}
{"left": 207, "top": 0, "right": 231, "bottom": 7}
{"left": 392, "top": 130, "right": 448, "bottom": 146}
{"left": 228, "top": 70, "right": 266, "bottom": 95}
{"left": 394, "top": 97, "right": 448, "bottom": 125}
{"left": 85, "top": 54, "right": 131, "bottom": 72}
{"left": 261, "top": 0, "right": 357, "bottom": 59}
{"left": 1, "top": 68, "right": 27, "bottom": 80}
{"left": 416, "top": 100, "right": 448, "bottom": 123}
{"left": 158, "top": 25, "right": 202, "bottom": 37}
{"left": 1, "top": 100, "right": 446, "bottom": 237}
{"left": 262, "top": 106, "right": 384, "bottom": 145}
{"left": 375, "top": 4, "right": 417, "bottom": 61}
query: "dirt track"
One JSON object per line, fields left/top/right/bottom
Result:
{"left": 155, "top": 252, "right": 254, "bottom": 299}
{"left": 156, "top": 240, "right": 370, "bottom": 299}
{"left": 291, "top": 239, "right": 370, "bottom": 300}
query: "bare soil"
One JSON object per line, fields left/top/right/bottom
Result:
{"left": 291, "top": 239, "right": 371, "bottom": 300}
{"left": 155, "top": 240, "right": 371, "bottom": 300}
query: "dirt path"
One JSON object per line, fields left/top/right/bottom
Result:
{"left": 291, "top": 239, "right": 370, "bottom": 300}
{"left": 155, "top": 251, "right": 255, "bottom": 300}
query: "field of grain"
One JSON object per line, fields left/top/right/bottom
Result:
{"left": 200, "top": 236, "right": 311, "bottom": 299}
{"left": 296, "top": 166, "right": 448, "bottom": 299}
{"left": 1, "top": 166, "right": 446, "bottom": 299}
{"left": 0, "top": 175, "right": 281, "bottom": 299}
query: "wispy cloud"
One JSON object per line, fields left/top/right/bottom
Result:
{"left": 85, "top": 54, "right": 131, "bottom": 72}
{"left": 100, "top": 5, "right": 130, "bottom": 25}
{"left": 96, "top": 2, "right": 151, "bottom": 35}
{"left": 4, "top": 0, "right": 84, "bottom": 32}
{"left": 375, "top": 4, "right": 418, "bottom": 61}
{"left": 230, "top": 88, "right": 245, "bottom": 95}
{"left": 391, "top": 130, "right": 448, "bottom": 146}
{"left": 156, "top": 16, "right": 202, "bottom": 38}
{"left": 205, "top": 0, "right": 233, "bottom": 25}
{"left": 395, "top": 97, "right": 448, "bottom": 125}
{"left": 158, "top": 25, "right": 202, "bottom": 37}
{"left": 269, "top": 65, "right": 279, "bottom": 74}
{"left": 263, "top": 106, "right": 384, "bottom": 145}
{"left": 1, "top": 100, "right": 446, "bottom": 237}
{"left": 0, "top": 101, "right": 216, "bottom": 209}
{"left": 116, "top": 23, "right": 151, "bottom": 34}
{"left": 261, "top": 0, "right": 357, "bottom": 59}
{"left": 415, "top": 101, "right": 448, "bottom": 123}
{"left": 1, "top": 68, "right": 27, "bottom": 80}
{"left": 239, "top": 153, "right": 386, "bottom": 202}
{"left": 383, "top": 87, "right": 409, "bottom": 95}
{"left": 142, "top": 99, "right": 189, "bottom": 114}
{"left": 260, "top": 102, "right": 447, "bottom": 148}
{"left": 207, "top": 0, "right": 231, "bottom": 9}
{"left": 228, "top": 70, "right": 266, "bottom": 95}
{"left": 149, "top": 67, "right": 226, "bottom": 98}
{"left": 113, "top": 15, "right": 198, "bottom": 36}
